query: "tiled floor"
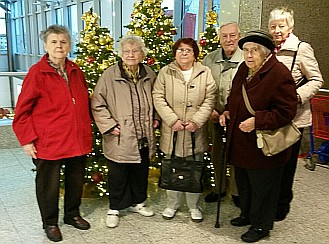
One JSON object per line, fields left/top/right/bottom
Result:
{"left": 0, "top": 146, "right": 329, "bottom": 243}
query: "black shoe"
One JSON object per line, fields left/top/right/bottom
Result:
{"left": 232, "top": 195, "right": 241, "bottom": 208}
{"left": 241, "top": 228, "right": 269, "bottom": 243}
{"left": 231, "top": 216, "right": 251, "bottom": 227}
{"left": 64, "top": 216, "right": 90, "bottom": 230}
{"left": 44, "top": 225, "right": 62, "bottom": 242}
{"left": 274, "top": 209, "right": 289, "bottom": 222}
{"left": 204, "top": 192, "right": 226, "bottom": 202}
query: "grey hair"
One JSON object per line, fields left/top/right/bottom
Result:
{"left": 219, "top": 22, "right": 241, "bottom": 35}
{"left": 258, "top": 44, "right": 271, "bottom": 56}
{"left": 117, "top": 35, "right": 148, "bottom": 57}
{"left": 268, "top": 7, "right": 294, "bottom": 30}
{"left": 40, "top": 25, "right": 72, "bottom": 45}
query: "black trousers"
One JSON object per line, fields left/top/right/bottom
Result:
{"left": 235, "top": 166, "right": 283, "bottom": 230}
{"left": 277, "top": 128, "right": 304, "bottom": 213}
{"left": 107, "top": 147, "right": 150, "bottom": 210}
{"left": 33, "top": 156, "right": 86, "bottom": 228}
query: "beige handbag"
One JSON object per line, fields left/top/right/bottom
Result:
{"left": 242, "top": 84, "right": 301, "bottom": 156}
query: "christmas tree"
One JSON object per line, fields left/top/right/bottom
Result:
{"left": 198, "top": 10, "right": 220, "bottom": 61}
{"left": 125, "top": 0, "right": 176, "bottom": 72}
{"left": 74, "top": 8, "right": 117, "bottom": 196}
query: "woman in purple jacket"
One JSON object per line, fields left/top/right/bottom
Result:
{"left": 219, "top": 30, "right": 297, "bottom": 243}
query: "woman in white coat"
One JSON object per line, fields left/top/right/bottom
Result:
{"left": 268, "top": 7, "right": 324, "bottom": 221}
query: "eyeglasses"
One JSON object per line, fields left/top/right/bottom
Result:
{"left": 176, "top": 48, "right": 193, "bottom": 54}
{"left": 122, "top": 49, "right": 142, "bottom": 55}
{"left": 243, "top": 47, "right": 260, "bottom": 55}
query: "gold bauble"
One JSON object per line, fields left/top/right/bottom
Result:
{"left": 135, "top": 28, "right": 143, "bottom": 36}
{"left": 99, "top": 37, "right": 107, "bottom": 45}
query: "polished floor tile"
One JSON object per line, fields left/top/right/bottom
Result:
{"left": 0, "top": 148, "right": 328, "bottom": 244}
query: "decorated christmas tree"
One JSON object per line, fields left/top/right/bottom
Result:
{"left": 74, "top": 8, "right": 116, "bottom": 196}
{"left": 125, "top": 0, "right": 176, "bottom": 72}
{"left": 198, "top": 10, "right": 220, "bottom": 61}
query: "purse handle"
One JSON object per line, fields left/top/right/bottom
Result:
{"left": 242, "top": 84, "right": 255, "bottom": 116}
{"left": 290, "top": 41, "right": 302, "bottom": 71}
{"left": 171, "top": 131, "right": 197, "bottom": 160}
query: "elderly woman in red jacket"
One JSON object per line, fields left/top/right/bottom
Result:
{"left": 13, "top": 25, "right": 92, "bottom": 242}
{"left": 219, "top": 30, "right": 297, "bottom": 243}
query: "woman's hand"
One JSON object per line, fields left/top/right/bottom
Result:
{"left": 110, "top": 125, "right": 121, "bottom": 135}
{"left": 239, "top": 117, "right": 255, "bottom": 132}
{"left": 219, "top": 111, "right": 230, "bottom": 126}
{"left": 172, "top": 120, "right": 185, "bottom": 131}
{"left": 209, "top": 110, "right": 220, "bottom": 123}
{"left": 23, "top": 142, "right": 37, "bottom": 159}
{"left": 185, "top": 121, "right": 198, "bottom": 132}
{"left": 153, "top": 119, "right": 160, "bottom": 128}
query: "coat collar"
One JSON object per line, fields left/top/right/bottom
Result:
{"left": 39, "top": 54, "right": 77, "bottom": 74}
{"left": 277, "top": 33, "right": 301, "bottom": 52}
{"left": 215, "top": 47, "right": 243, "bottom": 63}
{"left": 241, "top": 54, "right": 279, "bottom": 86}
{"left": 167, "top": 61, "right": 207, "bottom": 81}
{"left": 118, "top": 60, "right": 148, "bottom": 81}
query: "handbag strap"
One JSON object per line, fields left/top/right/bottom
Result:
{"left": 171, "top": 131, "right": 197, "bottom": 159}
{"left": 242, "top": 84, "right": 255, "bottom": 116}
{"left": 290, "top": 41, "right": 302, "bottom": 71}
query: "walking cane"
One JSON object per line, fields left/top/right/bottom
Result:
{"left": 215, "top": 126, "right": 227, "bottom": 228}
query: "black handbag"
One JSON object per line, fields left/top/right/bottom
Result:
{"left": 159, "top": 132, "right": 205, "bottom": 193}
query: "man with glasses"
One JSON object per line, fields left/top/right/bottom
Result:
{"left": 202, "top": 22, "right": 243, "bottom": 206}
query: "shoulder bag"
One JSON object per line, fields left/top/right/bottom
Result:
{"left": 291, "top": 41, "right": 308, "bottom": 88}
{"left": 242, "top": 84, "right": 301, "bottom": 156}
{"left": 159, "top": 131, "right": 205, "bottom": 193}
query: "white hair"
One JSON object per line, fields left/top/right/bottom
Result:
{"left": 117, "top": 35, "right": 148, "bottom": 57}
{"left": 268, "top": 7, "right": 294, "bottom": 30}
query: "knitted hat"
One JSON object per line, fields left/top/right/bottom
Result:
{"left": 238, "top": 29, "right": 275, "bottom": 51}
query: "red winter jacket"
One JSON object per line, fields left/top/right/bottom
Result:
{"left": 13, "top": 54, "right": 92, "bottom": 160}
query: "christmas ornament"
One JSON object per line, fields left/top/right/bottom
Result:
{"left": 157, "top": 30, "right": 165, "bottom": 36}
{"left": 92, "top": 172, "right": 103, "bottom": 184}
{"left": 206, "top": 10, "right": 218, "bottom": 26}
{"left": 99, "top": 37, "right": 107, "bottom": 45}
{"left": 199, "top": 39, "right": 207, "bottom": 47}
{"left": 87, "top": 56, "right": 95, "bottom": 63}
{"left": 147, "top": 57, "right": 155, "bottom": 65}
{"left": 135, "top": 27, "right": 143, "bottom": 36}
{"left": 170, "top": 29, "right": 177, "bottom": 35}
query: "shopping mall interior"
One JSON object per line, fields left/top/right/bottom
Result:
{"left": 0, "top": 0, "right": 328, "bottom": 243}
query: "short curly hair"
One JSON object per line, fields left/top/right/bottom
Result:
{"left": 117, "top": 35, "right": 148, "bottom": 58}
{"left": 268, "top": 7, "right": 294, "bottom": 30}
{"left": 40, "top": 25, "right": 72, "bottom": 46}
{"left": 172, "top": 38, "right": 199, "bottom": 60}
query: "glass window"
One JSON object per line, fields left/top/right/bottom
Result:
{"left": 13, "top": 1, "right": 18, "bottom": 18}
{"left": 0, "top": 7, "right": 5, "bottom": 18}
{"left": 68, "top": 4, "right": 78, "bottom": 57}
{"left": 46, "top": 10, "right": 52, "bottom": 26}
{"left": 162, "top": 0, "right": 174, "bottom": 17}
{"left": 82, "top": 1, "right": 93, "bottom": 13}
{"left": 22, "top": 18, "right": 26, "bottom": 53}
{"left": 56, "top": 8, "right": 63, "bottom": 25}
{"left": 100, "top": 0, "right": 113, "bottom": 30}
{"left": 183, "top": 0, "right": 200, "bottom": 39}
{"left": 37, "top": 13, "right": 43, "bottom": 55}
{"left": 14, "top": 19, "right": 20, "bottom": 53}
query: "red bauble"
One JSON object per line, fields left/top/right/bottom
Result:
{"left": 147, "top": 57, "right": 155, "bottom": 65}
{"left": 87, "top": 56, "right": 95, "bottom": 63}
{"left": 92, "top": 172, "right": 103, "bottom": 184}
{"left": 199, "top": 39, "right": 207, "bottom": 47}
{"left": 157, "top": 30, "right": 165, "bottom": 36}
